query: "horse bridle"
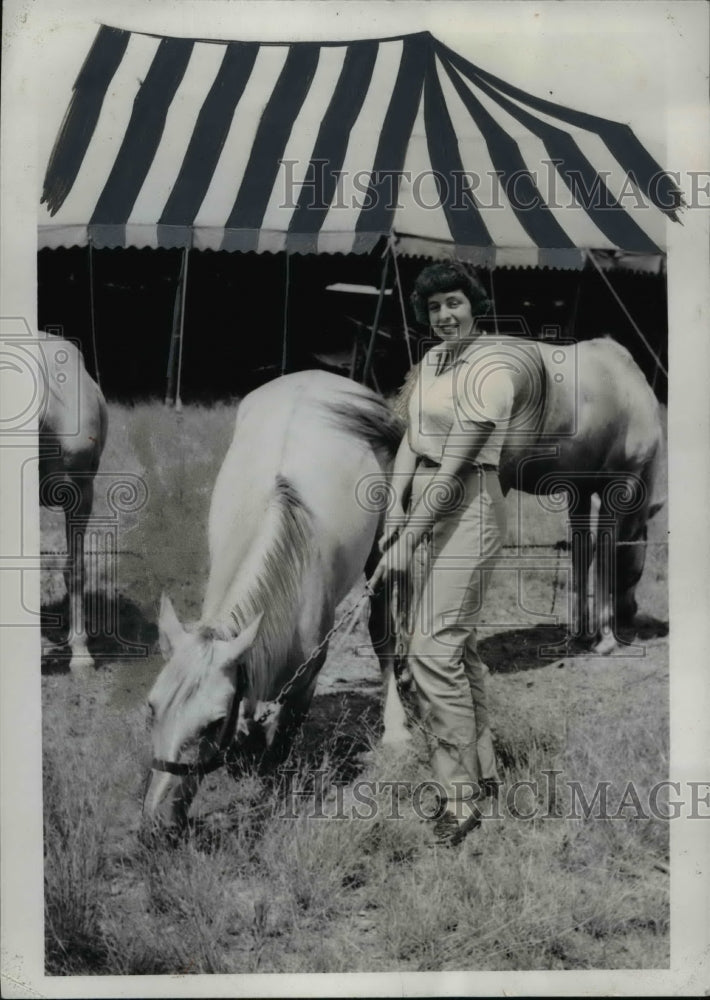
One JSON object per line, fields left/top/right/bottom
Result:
{"left": 149, "top": 661, "right": 247, "bottom": 780}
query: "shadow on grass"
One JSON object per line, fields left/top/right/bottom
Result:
{"left": 41, "top": 591, "right": 158, "bottom": 675}
{"left": 480, "top": 625, "right": 569, "bottom": 674}
{"left": 480, "top": 615, "right": 669, "bottom": 675}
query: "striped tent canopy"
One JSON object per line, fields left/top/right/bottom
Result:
{"left": 40, "top": 25, "right": 682, "bottom": 269}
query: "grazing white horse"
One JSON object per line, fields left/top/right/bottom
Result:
{"left": 39, "top": 333, "right": 107, "bottom": 674}
{"left": 143, "top": 371, "right": 402, "bottom": 828}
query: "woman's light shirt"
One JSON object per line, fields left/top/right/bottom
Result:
{"left": 407, "top": 340, "right": 516, "bottom": 467}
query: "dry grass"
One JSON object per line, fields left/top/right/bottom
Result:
{"left": 41, "top": 399, "right": 669, "bottom": 974}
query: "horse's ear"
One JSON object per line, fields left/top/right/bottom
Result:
{"left": 220, "top": 612, "right": 263, "bottom": 670}
{"left": 158, "top": 593, "right": 185, "bottom": 658}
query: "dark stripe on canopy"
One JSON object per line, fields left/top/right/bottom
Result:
{"left": 465, "top": 70, "right": 662, "bottom": 253}
{"left": 157, "top": 42, "right": 260, "bottom": 247}
{"left": 89, "top": 36, "right": 194, "bottom": 243}
{"left": 287, "top": 40, "right": 379, "bottom": 247}
{"left": 440, "top": 40, "right": 683, "bottom": 221}
{"left": 42, "top": 26, "right": 130, "bottom": 215}
{"left": 436, "top": 46, "right": 575, "bottom": 250}
{"left": 354, "top": 33, "right": 427, "bottom": 249}
{"left": 223, "top": 44, "right": 321, "bottom": 250}
{"left": 423, "top": 48, "right": 492, "bottom": 251}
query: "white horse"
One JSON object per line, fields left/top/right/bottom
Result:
{"left": 143, "top": 370, "right": 402, "bottom": 828}
{"left": 39, "top": 333, "right": 107, "bottom": 674}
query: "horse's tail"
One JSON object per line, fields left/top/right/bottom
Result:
{"left": 324, "top": 388, "right": 405, "bottom": 463}
{"left": 392, "top": 362, "right": 421, "bottom": 421}
{"left": 644, "top": 424, "right": 666, "bottom": 521}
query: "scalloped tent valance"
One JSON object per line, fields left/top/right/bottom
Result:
{"left": 39, "top": 26, "right": 681, "bottom": 269}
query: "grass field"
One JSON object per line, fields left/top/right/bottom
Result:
{"left": 41, "top": 398, "right": 669, "bottom": 974}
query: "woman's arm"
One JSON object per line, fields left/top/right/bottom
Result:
{"left": 402, "top": 420, "right": 495, "bottom": 548}
{"left": 379, "top": 431, "right": 418, "bottom": 552}
{"left": 370, "top": 419, "right": 494, "bottom": 587}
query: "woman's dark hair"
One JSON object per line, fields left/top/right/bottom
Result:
{"left": 410, "top": 262, "right": 491, "bottom": 325}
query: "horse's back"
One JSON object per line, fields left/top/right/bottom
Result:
{"left": 37, "top": 332, "right": 107, "bottom": 475}
{"left": 219, "top": 371, "right": 398, "bottom": 494}
{"left": 504, "top": 337, "right": 661, "bottom": 485}
{"left": 207, "top": 371, "right": 401, "bottom": 593}
{"left": 564, "top": 338, "right": 661, "bottom": 468}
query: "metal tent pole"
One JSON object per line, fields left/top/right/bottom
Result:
{"left": 389, "top": 236, "right": 413, "bottom": 369}
{"left": 165, "top": 247, "right": 189, "bottom": 408}
{"left": 362, "top": 251, "right": 390, "bottom": 388}
{"left": 488, "top": 265, "right": 499, "bottom": 335}
{"left": 174, "top": 247, "right": 189, "bottom": 413}
{"left": 586, "top": 249, "right": 667, "bottom": 378}
{"left": 567, "top": 270, "right": 583, "bottom": 340}
{"left": 281, "top": 252, "right": 291, "bottom": 376}
{"left": 87, "top": 239, "right": 102, "bottom": 388}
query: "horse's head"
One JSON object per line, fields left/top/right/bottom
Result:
{"left": 142, "top": 594, "right": 262, "bottom": 828}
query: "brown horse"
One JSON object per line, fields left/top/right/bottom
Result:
{"left": 394, "top": 334, "right": 664, "bottom": 654}
{"left": 39, "top": 333, "right": 107, "bottom": 674}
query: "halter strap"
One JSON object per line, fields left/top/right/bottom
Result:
{"left": 150, "top": 660, "right": 247, "bottom": 779}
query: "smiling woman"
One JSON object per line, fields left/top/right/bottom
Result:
{"left": 371, "top": 259, "right": 665, "bottom": 846}
{"left": 370, "top": 261, "right": 508, "bottom": 845}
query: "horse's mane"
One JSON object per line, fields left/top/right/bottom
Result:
{"left": 199, "top": 386, "right": 404, "bottom": 700}
{"left": 200, "top": 476, "right": 314, "bottom": 700}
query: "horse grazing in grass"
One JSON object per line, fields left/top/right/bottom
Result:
{"left": 143, "top": 371, "right": 403, "bottom": 829}
{"left": 393, "top": 334, "right": 664, "bottom": 656}
{"left": 39, "top": 333, "right": 107, "bottom": 675}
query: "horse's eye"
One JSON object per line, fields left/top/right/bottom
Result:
{"left": 146, "top": 701, "right": 156, "bottom": 727}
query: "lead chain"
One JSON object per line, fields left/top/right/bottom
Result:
{"left": 271, "top": 585, "right": 376, "bottom": 706}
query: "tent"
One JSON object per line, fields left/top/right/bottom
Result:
{"left": 40, "top": 24, "right": 681, "bottom": 265}
{"left": 38, "top": 24, "right": 678, "bottom": 396}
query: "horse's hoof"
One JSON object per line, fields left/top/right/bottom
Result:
{"left": 379, "top": 735, "right": 413, "bottom": 760}
{"left": 69, "top": 656, "right": 95, "bottom": 678}
{"left": 593, "top": 633, "right": 618, "bottom": 656}
{"left": 381, "top": 730, "right": 413, "bottom": 747}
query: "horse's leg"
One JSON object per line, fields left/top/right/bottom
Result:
{"left": 364, "top": 545, "right": 410, "bottom": 747}
{"left": 269, "top": 669, "right": 321, "bottom": 761}
{"left": 615, "top": 521, "right": 647, "bottom": 628}
{"left": 593, "top": 477, "right": 650, "bottom": 654}
{"left": 64, "top": 473, "right": 95, "bottom": 676}
{"left": 568, "top": 489, "right": 595, "bottom": 646}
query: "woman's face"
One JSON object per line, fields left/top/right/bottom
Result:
{"left": 427, "top": 288, "right": 475, "bottom": 342}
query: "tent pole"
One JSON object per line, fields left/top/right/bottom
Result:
{"left": 568, "top": 271, "right": 582, "bottom": 339}
{"left": 362, "top": 251, "right": 390, "bottom": 388}
{"left": 488, "top": 266, "right": 499, "bottom": 335}
{"left": 389, "top": 236, "right": 413, "bottom": 369}
{"left": 586, "top": 250, "right": 667, "bottom": 378}
{"left": 174, "top": 247, "right": 190, "bottom": 414}
{"left": 87, "top": 239, "right": 102, "bottom": 389}
{"left": 348, "top": 337, "right": 359, "bottom": 380}
{"left": 165, "top": 247, "right": 189, "bottom": 408}
{"left": 280, "top": 253, "right": 291, "bottom": 376}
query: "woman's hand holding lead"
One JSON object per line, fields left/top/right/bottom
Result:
{"left": 369, "top": 528, "right": 415, "bottom": 591}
